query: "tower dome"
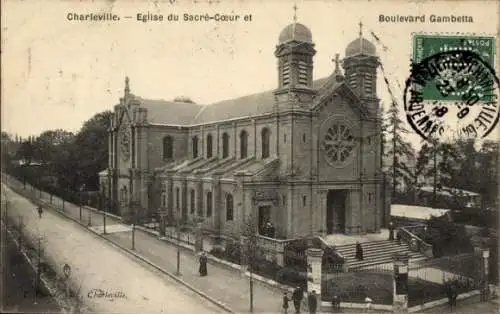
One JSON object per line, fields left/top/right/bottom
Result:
{"left": 278, "top": 23, "right": 313, "bottom": 44}
{"left": 345, "top": 37, "right": 376, "bottom": 57}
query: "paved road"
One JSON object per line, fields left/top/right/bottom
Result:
{"left": 2, "top": 184, "right": 225, "bottom": 314}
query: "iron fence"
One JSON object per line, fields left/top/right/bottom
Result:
{"left": 408, "top": 252, "right": 483, "bottom": 306}
{"left": 322, "top": 263, "right": 394, "bottom": 305}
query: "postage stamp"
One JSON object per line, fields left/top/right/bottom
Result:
{"left": 404, "top": 34, "right": 499, "bottom": 140}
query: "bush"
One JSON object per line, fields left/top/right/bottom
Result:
{"left": 276, "top": 267, "right": 307, "bottom": 290}
{"left": 322, "top": 247, "right": 345, "bottom": 267}
{"left": 250, "top": 257, "right": 280, "bottom": 279}
{"left": 224, "top": 241, "right": 242, "bottom": 265}
{"left": 209, "top": 247, "right": 225, "bottom": 259}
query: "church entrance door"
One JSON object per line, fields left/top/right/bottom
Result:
{"left": 326, "top": 190, "right": 347, "bottom": 234}
{"left": 258, "top": 205, "right": 271, "bottom": 234}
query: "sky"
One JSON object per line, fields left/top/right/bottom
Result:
{"left": 2, "top": 0, "right": 499, "bottom": 148}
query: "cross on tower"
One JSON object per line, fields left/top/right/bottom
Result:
{"left": 333, "top": 53, "right": 340, "bottom": 66}
{"left": 293, "top": 3, "right": 298, "bottom": 22}
{"left": 358, "top": 21, "right": 363, "bottom": 37}
{"left": 125, "top": 76, "right": 130, "bottom": 95}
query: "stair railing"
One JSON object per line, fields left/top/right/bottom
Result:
{"left": 398, "top": 227, "right": 433, "bottom": 258}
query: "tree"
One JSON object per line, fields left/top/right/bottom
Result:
{"left": 71, "top": 111, "right": 113, "bottom": 190}
{"left": 240, "top": 213, "right": 259, "bottom": 313}
{"left": 416, "top": 138, "right": 462, "bottom": 207}
{"left": 476, "top": 140, "right": 499, "bottom": 208}
{"left": 32, "top": 129, "right": 74, "bottom": 163}
{"left": 383, "top": 101, "right": 415, "bottom": 196}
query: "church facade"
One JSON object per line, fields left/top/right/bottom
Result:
{"left": 99, "top": 22, "right": 389, "bottom": 239}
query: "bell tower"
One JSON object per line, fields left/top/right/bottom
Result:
{"left": 274, "top": 5, "right": 316, "bottom": 109}
{"left": 343, "top": 22, "right": 379, "bottom": 115}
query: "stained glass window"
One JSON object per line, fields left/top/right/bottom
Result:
{"left": 323, "top": 123, "right": 356, "bottom": 165}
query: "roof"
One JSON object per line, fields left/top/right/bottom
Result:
{"left": 137, "top": 77, "right": 331, "bottom": 126}
{"left": 419, "top": 186, "right": 480, "bottom": 197}
{"left": 135, "top": 96, "right": 202, "bottom": 125}
{"left": 278, "top": 23, "right": 313, "bottom": 44}
{"left": 345, "top": 37, "right": 376, "bottom": 58}
{"left": 391, "top": 204, "right": 450, "bottom": 220}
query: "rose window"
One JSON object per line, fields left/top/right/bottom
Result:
{"left": 323, "top": 123, "right": 356, "bottom": 165}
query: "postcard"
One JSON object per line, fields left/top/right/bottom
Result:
{"left": 1, "top": 1, "right": 498, "bottom": 313}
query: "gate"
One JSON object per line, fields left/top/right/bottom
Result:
{"left": 408, "top": 252, "right": 484, "bottom": 306}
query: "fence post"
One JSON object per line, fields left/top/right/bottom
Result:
{"left": 306, "top": 248, "right": 324, "bottom": 296}
{"left": 393, "top": 253, "right": 409, "bottom": 313}
{"left": 482, "top": 249, "right": 490, "bottom": 301}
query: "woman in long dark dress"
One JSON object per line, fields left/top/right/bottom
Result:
{"left": 355, "top": 241, "right": 364, "bottom": 261}
{"left": 199, "top": 252, "right": 208, "bottom": 276}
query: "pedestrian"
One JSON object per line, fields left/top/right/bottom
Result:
{"left": 396, "top": 229, "right": 402, "bottom": 245}
{"left": 283, "top": 291, "right": 290, "bottom": 313}
{"left": 331, "top": 295, "right": 340, "bottom": 312}
{"left": 199, "top": 251, "right": 208, "bottom": 277}
{"left": 292, "top": 286, "right": 303, "bottom": 313}
{"left": 37, "top": 206, "right": 43, "bottom": 219}
{"left": 388, "top": 220, "right": 394, "bottom": 240}
{"left": 307, "top": 291, "right": 317, "bottom": 314}
{"left": 355, "top": 241, "right": 364, "bottom": 261}
{"left": 450, "top": 282, "right": 458, "bottom": 310}
{"left": 364, "top": 297, "right": 373, "bottom": 313}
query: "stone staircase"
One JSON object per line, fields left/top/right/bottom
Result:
{"left": 335, "top": 240, "right": 428, "bottom": 270}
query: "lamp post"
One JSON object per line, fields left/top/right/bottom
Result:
{"left": 131, "top": 202, "right": 136, "bottom": 250}
{"left": 87, "top": 198, "right": 92, "bottom": 227}
{"left": 102, "top": 195, "right": 107, "bottom": 235}
{"left": 79, "top": 185, "right": 84, "bottom": 221}
{"left": 176, "top": 217, "right": 181, "bottom": 276}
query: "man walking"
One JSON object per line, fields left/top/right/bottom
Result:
{"left": 307, "top": 290, "right": 317, "bottom": 314}
{"left": 388, "top": 220, "right": 395, "bottom": 240}
{"left": 37, "top": 205, "right": 43, "bottom": 219}
{"left": 198, "top": 252, "right": 208, "bottom": 276}
{"left": 355, "top": 241, "right": 364, "bottom": 261}
{"left": 292, "top": 286, "right": 303, "bottom": 313}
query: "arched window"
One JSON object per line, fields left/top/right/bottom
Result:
{"left": 206, "top": 134, "right": 213, "bottom": 158}
{"left": 206, "top": 192, "right": 213, "bottom": 217}
{"left": 226, "top": 193, "right": 234, "bottom": 221}
{"left": 261, "top": 128, "right": 270, "bottom": 159}
{"left": 163, "top": 136, "right": 174, "bottom": 160}
{"left": 190, "top": 189, "right": 195, "bottom": 214}
{"left": 240, "top": 130, "right": 248, "bottom": 159}
{"left": 192, "top": 136, "right": 199, "bottom": 158}
{"left": 222, "top": 133, "right": 230, "bottom": 158}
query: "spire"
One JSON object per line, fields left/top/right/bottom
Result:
{"left": 293, "top": 3, "right": 298, "bottom": 23}
{"left": 358, "top": 21, "right": 364, "bottom": 55}
{"left": 124, "top": 76, "right": 130, "bottom": 96}
{"left": 292, "top": 3, "right": 298, "bottom": 41}
{"left": 333, "top": 53, "right": 344, "bottom": 81}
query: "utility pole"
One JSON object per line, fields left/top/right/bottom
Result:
{"left": 433, "top": 139, "right": 438, "bottom": 209}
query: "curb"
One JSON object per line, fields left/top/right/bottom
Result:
{"left": 4, "top": 183, "right": 235, "bottom": 314}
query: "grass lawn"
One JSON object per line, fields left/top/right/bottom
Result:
{"left": 322, "top": 272, "right": 449, "bottom": 307}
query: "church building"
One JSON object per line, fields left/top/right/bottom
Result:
{"left": 99, "top": 21, "right": 389, "bottom": 239}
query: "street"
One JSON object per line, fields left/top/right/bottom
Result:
{"left": 1, "top": 183, "right": 226, "bottom": 314}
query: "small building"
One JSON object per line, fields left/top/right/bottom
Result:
{"left": 417, "top": 186, "right": 482, "bottom": 209}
